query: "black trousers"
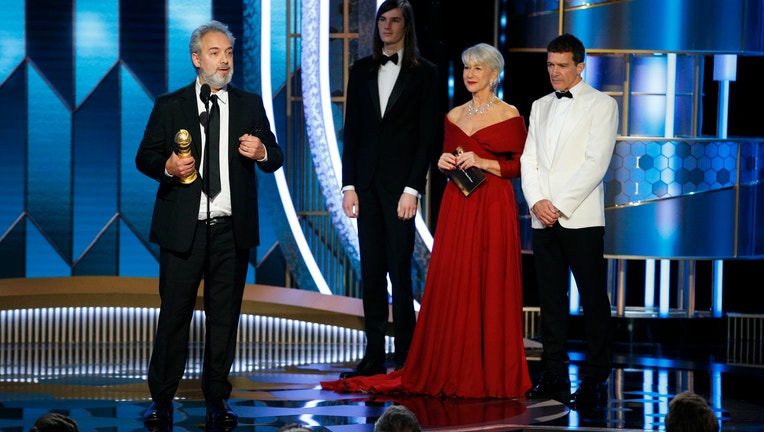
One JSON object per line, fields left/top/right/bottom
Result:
{"left": 532, "top": 223, "right": 613, "bottom": 381}
{"left": 356, "top": 183, "right": 417, "bottom": 368}
{"left": 147, "top": 219, "right": 248, "bottom": 403}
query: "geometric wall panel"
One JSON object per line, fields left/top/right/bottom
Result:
{"left": 119, "top": 65, "right": 156, "bottom": 258}
{"left": 6, "top": 0, "right": 344, "bottom": 286}
{"left": 0, "top": 222, "right": 25, "bottom": 279}
{"left": 74, "top": 67, "right": 120, "bottom": 262}
{"left": 28, "top": 64, "right": 73, "bottom": 265}
{"left": 119, "top": 219, "right": 158, "bottom": 277}
{"left": 27, "top": 0, "right": 74, "bottom": 108}
{"left": 0, "top": 67, "right": 26, "bottom": 241}
{"left": 74, "top": 218, "right": 118, "bottom": 276}
{"left": 2, "top": 0, "right": 292, "bottom": 281}
{"left": 120, "top": 1, "right": 167, "bottom": 98}
{"left": 75, "top": 0, "right": 119, "bottom": 106}
{"left": 26, "top": 219, "right": 70, "bottom": 277}
{"left": 606, "top": 140, "right": 739, "bottom": 206}
{"left": 0, "top": 0, "right": 25, "bottom": 83}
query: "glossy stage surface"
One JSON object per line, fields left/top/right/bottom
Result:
{"left": 1, "top": 279, "right": 764, "bottom": 431}
{"left": 4, "top": 339, "right": 764, "bottom": 431}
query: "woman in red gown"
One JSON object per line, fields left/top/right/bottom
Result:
{"left": 323, "top": 42, "right": 531, "bottom": 399}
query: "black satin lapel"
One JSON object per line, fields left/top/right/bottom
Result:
{"left": 367, "top": 70, "right": 382, "bottom": 120}
{"left": 384, "top": 68, "right": 412, "bottom": 117}
{"left": 226, "top": 89, "right": 243, "bottom": 163}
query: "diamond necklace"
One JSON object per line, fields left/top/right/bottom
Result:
{"left": 467, "top": 97, "right": 496, "bottom": 115}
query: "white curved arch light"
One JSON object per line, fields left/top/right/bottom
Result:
{"left": 260, "top": 0, "right": 331, "bottom": 295}
{"left": 301, "top": 0, "right": 360, "bottom": 272}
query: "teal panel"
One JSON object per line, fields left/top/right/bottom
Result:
{"left": 26, "top": 219, "right": 70, "bottom": 277}
{"left": 0, "top": 68, "right": 26, "bottom": 237}
{"left": 270, "top": 0, "right": 289, "bottom": 88}
{"left": 75, "top": 0, "right": 119, "bottom": 106}
{"left": 605, "top": 189, "right": 736, "bottom": 258}
{"left": 74, "top": 218, "right": 117, "bottom": 276}
{"left": 0, "top": 220, "right": 25, "bottom": 278}
{"left": 246, "top": 263, "right": 255, "bottom": 284}
{"left": 27, "top": 0, "right": 75, "bottom": 108}
{"left": 0, "top": 0, "right": 25, "bottom": 82}
{"left": 73, "top": 68, "right": 120, "bottom": 260}
{"left": 120, "top": 65, "right": 159, "bottom": 245}
{"left": 168, "top": 0, "right": 210, "bottom": 91}
{"left": 242, "top": 0, "right": 261, "bottom": 94}
{"left": 120, "top": 1, "right": 167, "bottom": 97}
{"left": 118, "top": 220, "right": 158, "bottom": 277}
{"left": 27, "top": 64, "right": 73, "bottom": 264}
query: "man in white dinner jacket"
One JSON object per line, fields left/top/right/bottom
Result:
{"left": 520, "top": 33, "right": 619, "bottom": 409}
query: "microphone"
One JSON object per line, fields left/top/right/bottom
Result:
{"left": 199, "top": 83, "right": 211, "bottom": 128}
{"left": 199, "top": 83, "right": 211, "bottom": 107}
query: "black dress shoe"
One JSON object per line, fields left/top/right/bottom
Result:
{"left": 143, "top": 401, "right": 173, "bottom": 426}
{"left": 570, "top": 378, "right": 608, "bottom": 405}
{"left": 525, "top": 372, "right": 571, "bottom": 401}
{"left": 206, "top": 399, "right": 238, "bottom": 428}
{"left": 339, "top": 362, "right": 387, "bottom": 378}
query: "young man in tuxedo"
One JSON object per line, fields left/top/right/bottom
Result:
{"left": 340, "top": 0, "right": 439, "bottom": 378}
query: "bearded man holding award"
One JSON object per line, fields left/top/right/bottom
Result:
{"left": 135, "top": 20, "right": 283, "bottom": 431}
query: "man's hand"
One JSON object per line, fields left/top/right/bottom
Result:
{"left": 343, "top": 190, "right": 359, "bottom": 218}
{"left": 238, "top": 133, "right": 266, "bottom": 160}
{"left": 397, "top": 193, "right": 417, "bottom": 220}
{"left": 531, "top": 199, "right": 561, "bottom": 227}
{"left": 166, "top": 152, "right": 196, "bottom": 179}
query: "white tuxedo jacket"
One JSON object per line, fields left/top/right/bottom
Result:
{"left": 520, "top": 80, "right": 619, "bottom": 229}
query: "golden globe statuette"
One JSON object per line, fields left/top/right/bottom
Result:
{"left": 174, "top": 129, "right": 197, "bottom": 184}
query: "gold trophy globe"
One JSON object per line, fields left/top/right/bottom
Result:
{"left": 174, "top": 129, "right": 198, "bottom": 184}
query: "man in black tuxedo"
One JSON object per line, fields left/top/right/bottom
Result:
{"left": 340, "top": 0, "right": 439, "bottom": 378}
{"left": 135, "top": 20, "right": 283, "bottom": 430}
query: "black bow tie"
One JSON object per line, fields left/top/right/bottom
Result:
{"left": 381, "top": 53, "right": 399, "bottom": 65}
{"left": 555, "top": 90, "right": 573, "bottom": 99}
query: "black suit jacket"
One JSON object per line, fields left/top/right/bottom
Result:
{"left": 135, "top": 82, "right": 283, "bottom": 253}
{"left": 342, "top": 55, "right": 439, "bottom": 194}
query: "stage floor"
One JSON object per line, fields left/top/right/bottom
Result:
{"left": 2, "top": 347, "right": 764, "bottom": 431}
{"left": 1, "top": 280, "right": 763, "bottom": 431}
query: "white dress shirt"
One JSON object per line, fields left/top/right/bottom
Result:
{"left": 196, "top": 80, "right": 232, "bottom": 219}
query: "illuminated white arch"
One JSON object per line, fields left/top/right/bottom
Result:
{"left": 301, "top": 0, "right": 360, "bottom": 271}
{"left": 260, "top": 0, "right": 331, "bottom": 295}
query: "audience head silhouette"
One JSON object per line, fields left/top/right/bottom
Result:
{"left": 373, "top": 404, "right": 421, "bottom": 432}
{"left": 30, "top": 413, "right": 79, "bottom": 432}
{"left": 665, "top": 391, "right": 719, "bottom": 432}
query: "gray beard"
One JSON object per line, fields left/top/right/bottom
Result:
{"left": 201, "top": 70, "right": 232, "bottom": 89}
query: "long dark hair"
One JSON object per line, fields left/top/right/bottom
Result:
{"left": 372, "top": 0, "right": 420, "bottom": 69}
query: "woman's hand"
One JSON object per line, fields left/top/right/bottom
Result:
{"left": 437, "top": 152, "right": 458, "bottom": 172}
